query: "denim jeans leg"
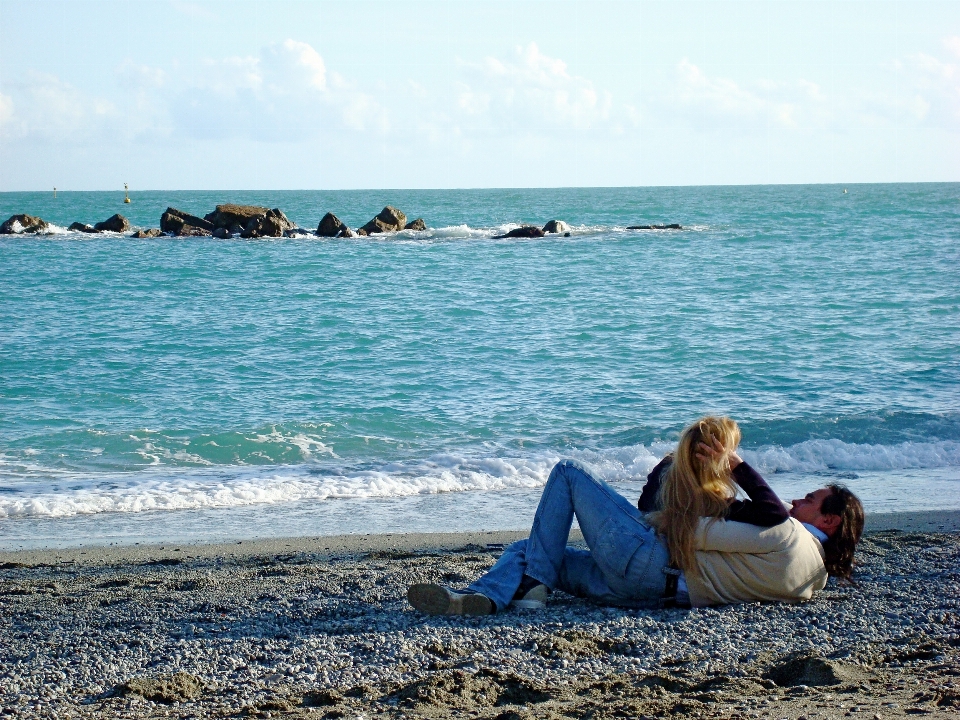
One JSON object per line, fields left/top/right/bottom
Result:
{"left": 524, "top": 460, "right": 658, "bottom": 589}
{"left": 558, "top": 543, "right": 669, "bottom": 608}
{"left": 467, "top": 539, "right": 529, "bottom": 611}
{"left": 468, "top": 459, "right": 665, "bottom": 611}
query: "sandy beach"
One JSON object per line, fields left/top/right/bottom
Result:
{"left": 1, "top": 511, "right": 958, "bottom": 719}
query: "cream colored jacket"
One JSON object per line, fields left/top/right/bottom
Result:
{"left": 685, "top": 517, "right": 828, "bottom": 607}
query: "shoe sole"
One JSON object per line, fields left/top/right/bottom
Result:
{"left": 407, "top": 583, "right": 492, "bottom": 616}
{"left": 511, "top": 598, "right": 546, "bottom": 610}
{"left": 512, "top": 583, "right": 548, "bottom": 610}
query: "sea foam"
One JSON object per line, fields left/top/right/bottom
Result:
{"left": 1, "top": 438, "right": 957, "bottom": 520}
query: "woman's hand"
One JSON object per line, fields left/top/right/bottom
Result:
{"left": 696, "top": 438, "right": 743, "bottom": 470}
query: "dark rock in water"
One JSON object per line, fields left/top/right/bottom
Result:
{"left": 542, "top": 220, "right": 570, "bottom": 233}
{"left": 69, "top": 222, "right": 98, "bottom": 233}
{"left": 360, "top": 206, "right": 407, "bottom": 234}
{"left": 116, "top": 672, "right": 203, "bottom": 703}
{"left": 564, "top": 232, "right": 571, "bottom": 237}
{"left": 212, "top": 227, "right": 231, "bottom": 239}
{"left": 317, "top": 212, "right": 348, "bottom": 237}
{"left": 494, "top": 226, "right": 545, "bottom": 239}
{"left": 94, "top": 214, "right": 131, "bottom": 233}
{"left": 404, "top": 218, "right": 426, "bottom": 231}
{"left": 627, "top": 223, "right": 682, "bottom": 230}
{"left": 178, "top": 225, "right": 212, "bottom": 237}
{"left": 283, "top": 227, "right": 311, "bottom": 237}
{"left": 205, "top": 204, "right": 270, "bottom": 230}
{"left": 241, "top": 208, "right": 295, "bottom": 238}
{"left": 130, "top": 229, "right": 162, "bottom": 238}
{"left": 356, "top": 228, "right": 368, "bottom": 236}
{"left": 340, "top": 227, "right": 356, "bottom": 238}
{"left": 160, "top": 207, "right": 214, "bottom": 235}
{"left": 763, "top": 651, "right": 869, "bottom": 687}
{"left": 0, "top": 214, "right": 50, "bottom": 234}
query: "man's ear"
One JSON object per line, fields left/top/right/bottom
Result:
{"left": 818, "top": 513, "right": 842, "bottom": 536}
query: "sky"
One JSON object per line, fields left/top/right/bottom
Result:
{"left": 0, "top": 0, "right": 958, "bottom": 190}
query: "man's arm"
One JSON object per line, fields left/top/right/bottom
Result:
{"left": 726, "top": 461, "right": 790, "bottom": 527}
{"left": 695, "top": 516, "right": 795, "bottom": 553}
{"left": 637, "top": 455, "right": 672, "bottom": 513}
{"left": 697, "top": 441, "right": 789, "bottom": 527}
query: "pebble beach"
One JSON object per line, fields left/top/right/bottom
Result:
{"left": 1, "top": 511, "right": 958, "bottom": 719}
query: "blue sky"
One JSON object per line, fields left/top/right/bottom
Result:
{"left": 1, "top": 0, "right": 957, "bottom": 190}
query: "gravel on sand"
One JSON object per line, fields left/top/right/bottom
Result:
{"left": 0, "top": 512, "right": 958, "bottom": 719}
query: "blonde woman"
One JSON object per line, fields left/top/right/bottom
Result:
{"left": 408, "top": 417, "right": 863, "bottom": 614}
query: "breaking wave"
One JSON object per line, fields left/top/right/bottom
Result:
{"left": 1, "top": 437, "right": 957, "bottom": 519}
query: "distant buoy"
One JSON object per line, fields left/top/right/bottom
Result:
{"left": 843, "top": 189, "right": 847, "bottom": 194}
{"left": 124, "top": 183, "right": 131, "bottom": 203}
{"left": 53, "top": 187, "right": 57, "bottom": 198}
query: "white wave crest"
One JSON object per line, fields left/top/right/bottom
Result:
{"left": 1, "top": 222, "right": 70, "bottom": 235}
{"left": 0, "top": 444, "right": 664, "bottom": 520}
{"left": 1, "top": 438, "right": 957, "bottom": 520}
{"left": 743, "top": 438, "right": 960, "bottom": 474}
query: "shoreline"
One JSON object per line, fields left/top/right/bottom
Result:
{"left": 0, "top": 515, "right": 957, "bottom": 718}
{"left": 1, "top": 509, "right": 958, "bottom": 566}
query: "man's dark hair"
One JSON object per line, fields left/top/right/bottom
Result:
{"left": 820, "top": 484, "right": 864, "bottom": 580}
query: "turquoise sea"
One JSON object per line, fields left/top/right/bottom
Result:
{"left": 1, "top": 184, "right": 958, "bottom": 549}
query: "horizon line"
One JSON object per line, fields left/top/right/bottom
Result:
{"left": 2, "top": 180, "right": 958, "bottom": 194}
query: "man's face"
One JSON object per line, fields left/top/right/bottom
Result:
{"left": 789, "top": 487, "right": 835, "bottom": 529}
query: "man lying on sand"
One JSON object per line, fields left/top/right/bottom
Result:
{"left": 408, "top": 417, "right": 865, "bottom": 615}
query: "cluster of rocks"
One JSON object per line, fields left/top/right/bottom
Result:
{"left": 156, "top": 204, "right": 429, "bottom": 239}
{"left": 159, "top": 204, "right": 300, "bottom": 239}
{"left": 156, "top": 204, "right": 430, "bottom": 239}
{"left": 0, "top": 204, "right": 428, "bottom": 240}
{"left": 317, "top": 206, "right": 426, "bottom": 238}
{"left": 0, "top": 213, "right": 137, "bottom": 236}
{"left": 69, "top": 214, "right": 133, "bottom": 234}
{"left": 0, "top": 214, "right": 51, "bottom": 234}
{"left": 493, "top": 219, "right": 571, "bottom": 238}
{"left": 2, "top": 208, "right": 684, "bottom": 241}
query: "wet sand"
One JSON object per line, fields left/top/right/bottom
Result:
{"left": 0, "top": 511, "right": 958, "bottom": 718}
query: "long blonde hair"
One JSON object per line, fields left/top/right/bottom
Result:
{"left": 648, "top": 417, "right": 741, "bottom": 573}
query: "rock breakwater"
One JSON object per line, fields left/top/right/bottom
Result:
{"left": 2, "top": 207, "right": 688, "bottom": 240}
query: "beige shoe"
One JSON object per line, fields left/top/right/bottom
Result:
{"left": 511, "top": 582, "right": 548, "bottom": 610}
{"left": 407, "top": 583, "right": 494, "bottom": 616}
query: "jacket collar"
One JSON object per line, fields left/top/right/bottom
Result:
{"left": 801, "top": 522, "right": 829, "bottom": 542}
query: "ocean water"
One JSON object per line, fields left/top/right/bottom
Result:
{"left": 1, "top": 184, "right": 958, "bottom": 549}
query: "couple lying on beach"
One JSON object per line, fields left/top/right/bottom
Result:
{"left": 408, "top": 417, "right": 864, "bottom": 615}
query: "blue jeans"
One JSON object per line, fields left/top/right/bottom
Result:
{"left": 468, "top": 460, "right": 671, "bottom": 612}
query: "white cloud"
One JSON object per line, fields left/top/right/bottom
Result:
{"left": 170, "top": 1, "right": 217, "bottom": 21}
{"left": 262, "top": 40, "right": 326, "bottom": 92}
{"left": 340, "top": 92, "right": 390, "bottom": 133}
{"left": 192, "top": 55, "right": 262, "bottom": 95}
{"left": 906, "top": 43, "right": 959, "bottom": 126}
{"left": 673, "top": 59, "right": 832, "bottom": 131}
{"left": 945, "top": 36, "right": 960, "bottom": 60}
{"left": 0, "top": 39, "right": 390, "bottom": 150}
{"left": 669, "top": 45, "right": 960, "bottom": 138}
{"left": 116, "top": 61, "right": 167, "bottom": 90}
{"left": 192, "top": 41, "right": 327, "bottom": 99}
{"left": 0, "top": 72, "right": 120, "bottom": 141}
{"left": 160, "top": 40, "right": 386, "bottom": 141}
{"left": 862, "top": 41, "right": 959, "bottom": 128}
{"left": 455, "top": 42, "right": 613, "bottom": 131}
{"left": 0, "top": 93, "right": 15, "bottom": 129}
